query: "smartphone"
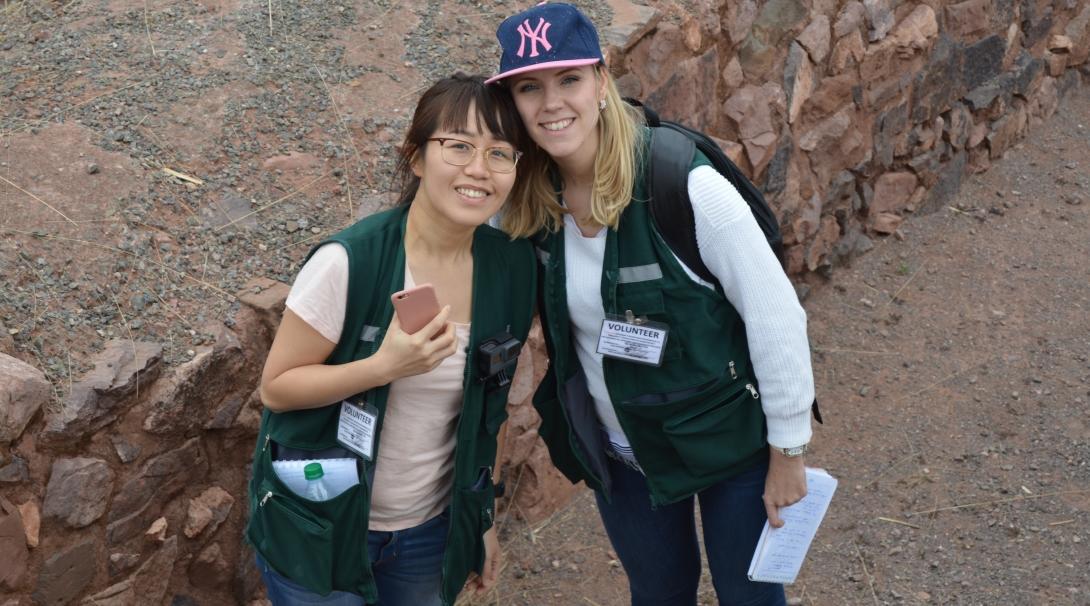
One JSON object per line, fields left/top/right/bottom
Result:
{"left": 391, "top": 284, "right": 441, "bottom": 335}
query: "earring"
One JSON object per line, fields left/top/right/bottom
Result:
{"left": 599, "top": 99, "right": 607, "bottom": 110}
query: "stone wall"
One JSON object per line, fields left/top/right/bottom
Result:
{"left": 0, "top": 276, "right": 565, "bottom": 605}
{"left": 3, "top": 1, "right": 1089, "bottom": 604}
{"left": 0, "top": 279, "right": 286, "bottom": 605}
{"left": 605, "top": 0, "right": 1089, "bottom": 276}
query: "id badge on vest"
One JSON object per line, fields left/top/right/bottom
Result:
{"left": 337, "top": 398, "right": 378, "bottom": 460}
{"left": 596, "top": 310, "right": 670, "bottom": 367}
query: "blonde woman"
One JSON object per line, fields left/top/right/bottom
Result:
{"left": 488, "top": 4, "right": 815, "bottom": 605}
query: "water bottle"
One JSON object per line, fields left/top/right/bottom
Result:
{"left": 303, "top": 462, "right": 329, "bottom": 501}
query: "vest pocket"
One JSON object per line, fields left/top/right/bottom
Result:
{"left": 615, "top": 286, "right": 682, "bottom": 363}
{"left": 443, "top": 483, "right": 495, "bottom": 603}
{"left": 247, "top": 478, "right": 336, "bottom": 595}
{"left": 661, "top": 381, "right": 766, "bottom": 478}
{"left": 246, "top": 442, "right": 368, "bottom": 597}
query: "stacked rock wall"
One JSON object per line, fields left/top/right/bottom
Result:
{"left": 2, "top": 1, "right": 1089, "bottom": 604}
{"left": 605, "top": 0, "right": 1089, "bottom": 276}
{"left": 0, "top": 279, "right": 288, "bottom": 605}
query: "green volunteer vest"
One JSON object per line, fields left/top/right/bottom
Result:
{"left": 245, "top": 205, "right": 536, "bottom": 604}
{"left": 532, "top": 146, "right": 767, "bottom": 507}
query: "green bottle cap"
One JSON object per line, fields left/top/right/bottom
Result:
{"left": 304, "top": 462, "right": 324, "bottom": 480}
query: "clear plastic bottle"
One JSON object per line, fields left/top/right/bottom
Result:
{"left": 303, "top": 462, "right": 329, "bottom": 501}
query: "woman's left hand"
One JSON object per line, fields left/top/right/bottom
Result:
{"left": 762, "top": 450, "right": 808, "bottom": 528}
{"left": 465, "top": 527, "right": 501, "bottom": 596}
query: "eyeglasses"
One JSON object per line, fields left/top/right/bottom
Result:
{"left": 427, "top": 138, "right": 522, "bottom": 174}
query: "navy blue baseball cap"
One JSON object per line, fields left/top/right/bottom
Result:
{"left": 486, "top": 2, "right": 604, "bottom": 84}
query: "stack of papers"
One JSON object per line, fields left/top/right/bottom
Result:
{"left": 271, "top": 458, "right": 360, "bottom": 500}
{"left": 747, "top": 467, "right": 838, "bottom": 584}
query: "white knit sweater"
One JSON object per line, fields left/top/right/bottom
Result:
{"left": 564, "top": 165, "right": 814, "bottom": 451}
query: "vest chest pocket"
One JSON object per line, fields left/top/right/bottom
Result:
{"left": 615, "top": 286, "right": 682, "bottom": 363}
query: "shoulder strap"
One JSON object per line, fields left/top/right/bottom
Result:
{"left": 647, "top": 127, "right": 720, "bottom": 287}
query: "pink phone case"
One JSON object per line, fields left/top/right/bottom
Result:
{"left": 391, "top": 284, "right": 441, "bottom": 335}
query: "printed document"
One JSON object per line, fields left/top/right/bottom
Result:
{"left": 747, "top": 467, "right": 838, "bottom": 584}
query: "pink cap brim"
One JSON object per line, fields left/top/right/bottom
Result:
{"left": 485, "top": 57, "right": 602, "bottom": 84}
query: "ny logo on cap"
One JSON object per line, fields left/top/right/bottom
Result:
{"left": 516, "top": 17, "right": 552, "bottom": 58}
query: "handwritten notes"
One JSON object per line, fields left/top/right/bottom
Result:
{"left": 747, "top": 467, "right": 838, "bottom": 584}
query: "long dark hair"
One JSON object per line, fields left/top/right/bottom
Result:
{"left": 394, "top": 73, "right": 526, "bottom": 206}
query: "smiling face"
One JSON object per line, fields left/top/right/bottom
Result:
{"left": 410, "top": 107, "right": 518, "bottom": 228}
{"left": 508, "top": 65, "right": 607, "bottom": 172}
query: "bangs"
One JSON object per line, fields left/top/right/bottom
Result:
{"left": 436, "top": 83, "right": 523, "bottom": 146}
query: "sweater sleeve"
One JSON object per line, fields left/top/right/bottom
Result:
{"left": 687, "top": 165, "right": 814, "bottom": 449}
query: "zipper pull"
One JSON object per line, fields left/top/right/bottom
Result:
{"left": 745, "top": 383, "right": 760, "bottom": 399}
{"left": 261, "top": 434, "right": 270, "bottom": 453}
{"left": 260, "top": 491, "right": 273, "bottom": 507}
{"left": 729, "top": 361, "right": 737, "bottom": 379}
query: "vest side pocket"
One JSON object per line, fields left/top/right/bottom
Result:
{"left": 247, "top": 478, "right": 336, "bottom": 596}
{"left": 246, "top": 442, "right": 369, "bottom": 598}
{"left": 661, "top": 382, "right": 766, "bottom": 478}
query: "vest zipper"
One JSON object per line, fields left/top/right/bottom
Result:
{"left": 261, "top": 434, "right": 270, "bottom": 453}
{"left": 259, "top": 491, "right": 273, "bottom": 506}
{"left": 729, "top": 361, "right": 737, "bottom": 380}
{"left": 745, "top": 383, "right": 760, "bottom": 399}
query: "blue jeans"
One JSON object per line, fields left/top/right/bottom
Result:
{"left": 595, "top": 456, "right": 787, "bottom": 606}
{"left": 257, "top": 510, "right": 449, "bottom": 606}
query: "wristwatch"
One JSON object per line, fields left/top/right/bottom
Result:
{"left": 771, "top": 443, "right": 809, "bottom": 457}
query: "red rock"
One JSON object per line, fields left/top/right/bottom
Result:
{"left": 945, "top": 0, "right": 989, "bottom": 38}
{"left": 189, "top": 542, "right": 232, "bottom": 589}
{"left": 863, "top": 0, "right": 895, "bottom": 42}
{"left": 146, "top": 516, "right": 168, "bottom": 541}
{"left": 968, "top": 121, "right": 989, "bottom": 148}
{"left": 32, "top": 539, "right": 97, "bottom": 605}
{"left": 238, "top": 277, "right": 290, "bottom": 317}
{"left": 797, "top": 15, "right": 832, "bottom": 64}
{"left": 1065, "top": 6, "right": 1090, "bottom": 65}
{"left": 806, "top": 216, "right": 841, "bottom": 271}
{"left": 681, "top": 16, "right": 702, "bottom": 52}
{"left": 870, "top": 212, "right": 903, "bottom": 234}
{"left": 1046, "top": 51, "right": 1067, "bottom": 77}
{"left": 85, "top": 536, "right": 178, "bottom": 606}
{"left": 871, "top": 172, "right": 918, "bottom": 215}
{"left": 262, "top": 151, "right": 321, "bottom": 173}
{"left": 804, "top": 74, "right": 856, "bottom": 121}
{"left": 786, "top": 43, "right": 816, "bottom": 124}
{"left": 831, "top": 30, "right": 866, "bottom": 73}
{"left": 600, "top": 0, "right": 661, "bottom": 52}
{"left": 0, "top": 353, "right": 51, "bottom": 445}
{"left": 0, "top": 499, "right": 28, "bottom": 590}
{"left": 40, "top": 340, "right": 163, "bottom": 448}
{"left": 42, "top": 457, "right": 115, "bottom": 528}
{"left": 1048, "top": 34, "right": 1073, "bottom": 53}
{"left": 722, "top": 56, "right": 744, "bottom": 90}
{"left": 624, "top": 24, "right": 690, "bottom": 95}
{"left": 645, "top": 47, "right": 720, "bottom": 133}
{"left": 184, "top": 486, "right": 235, "bottom": 539}
{"left": 834, "top": 1, "right": 865, "bottom": 38}
{"left": 799, "top": 109, "right": 853, "bottom": 152}
{"left": 726, "top": 0, "right": 759, "bottom": 44}
{"left": 723, "top": 84, "right": 780, "bottom": 177}
{"left": 18, "top": 500, "right": 38, "bottom": 548}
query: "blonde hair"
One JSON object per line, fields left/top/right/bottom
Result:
{"left": 503, "top": 66, "right": 646, "bottom": 238}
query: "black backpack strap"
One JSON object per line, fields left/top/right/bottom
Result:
{"left": 647, "top": 127, "right": 719, "bottom": 287}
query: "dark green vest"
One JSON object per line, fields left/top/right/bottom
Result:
{"left": 245, "top": 205, "right": 536, "bottom": 604}
{"left": 532, "top": 149, "right": 767, "bottom": 507}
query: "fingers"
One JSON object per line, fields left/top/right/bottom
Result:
{"left": 418, "top": 305, "right": 450, "bottom": 339}
{"left": 764, "top": 497, "right": 784, "bottom": 528}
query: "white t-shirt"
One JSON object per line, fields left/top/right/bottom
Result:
{"left": 286, "top": 244, "right": 468, "bottom": 531}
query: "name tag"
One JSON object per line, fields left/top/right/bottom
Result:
{"left": 337, "top": 399, "right": 377, "bottom": 460}
{"left": 596, "top": 314, "right": 670, "bottom": 367}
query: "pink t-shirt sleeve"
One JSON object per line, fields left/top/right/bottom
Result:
{"left": 285, "top": 243, "right": 349, "bottom": 344}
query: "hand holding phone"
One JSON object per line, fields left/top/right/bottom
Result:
{"left": 391, "top": 284, "right": 441, "bottom": 335}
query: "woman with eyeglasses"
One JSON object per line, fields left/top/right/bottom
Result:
{"left": 245, "top": 73, "right": 535, "bottom": 606}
